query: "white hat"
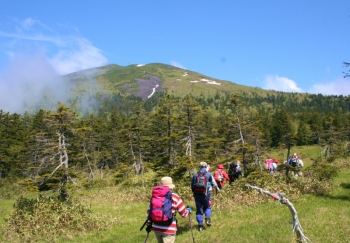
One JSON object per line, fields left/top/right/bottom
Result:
{"left": 199, "top": 161, "right": 207, "bottom": 167}
{"left": 160, "top": 176, "right": 175, "bottom": 189}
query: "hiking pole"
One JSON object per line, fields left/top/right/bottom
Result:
{"left": 143, "top": 232, "right": 150, "bottom": 243}
{"left": 140, "top": 219, "right": 147, "bottom": 231}
{"left": 140, "top": 219, "right": 151, "bottom": 243}
{"left": 188, "top": 212, "right": 195, "bottom": 243}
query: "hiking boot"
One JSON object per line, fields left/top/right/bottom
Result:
{"left": 198, "top": 224, "right": 204, "bottom": 231}
{"left": 205, "top": 218, "right": 211, "bottom": 226}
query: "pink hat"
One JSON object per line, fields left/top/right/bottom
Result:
{"left": 273, "top": 158, "right": 279, "bottom": 163}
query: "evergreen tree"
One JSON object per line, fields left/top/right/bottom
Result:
{"left": 34, "top": 103, "right": 78, "bottom": 198}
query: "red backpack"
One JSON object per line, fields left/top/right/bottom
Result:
{"left": 193, "top": 171, "right": 208, "bottom": 194}
{"left": 214, "top": 169, "right": 224, "bottom": 182}
{"left": 149, "top": 186, "right": 173, "bottom": 225}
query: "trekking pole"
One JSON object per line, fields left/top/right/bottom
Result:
{"left": 188, "top": 212, "right": 195, "bottom": 243}
{"left": 140, "top": 219, "right": 148, "bottom": 231}
{"left": 143, "top": 232, "right": 150, "bottom": 243}
{"left": 140, "top": 219, "right": 151, "bottom": 243}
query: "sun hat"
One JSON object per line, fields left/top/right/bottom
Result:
{"left": 217, "top": 164, "right": 224, "bottom": 169}
{"left": 199, "top": 161, "right": 207, "bottom": 167}
{"left": 160, "top": 176, "right": 175, "bottom": 189}
{"left": 273, "top": 158, "right": 279, "bottom": 163}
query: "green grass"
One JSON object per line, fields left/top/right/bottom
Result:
{"left": 1, "top": 163, "right": 350, "bottom": 243}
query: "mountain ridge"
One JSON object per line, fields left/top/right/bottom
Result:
{"left": 64, "top": 62, "right": 292, "bottom": 101}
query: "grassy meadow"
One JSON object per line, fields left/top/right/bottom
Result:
{"left": 1, "top": 154, "right": 349, "bottom": 243}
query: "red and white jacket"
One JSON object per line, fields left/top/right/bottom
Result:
{"left": 147, "top": 192, "right": 189, "bottom": 235}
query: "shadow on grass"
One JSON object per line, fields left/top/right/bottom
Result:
{"left": 177, "top": 223, "right": 192, "bottom": 235}
{"left": 323, "top": 194, "right": 350, "bottom": 201}
{"left": 321, "top": 182, "right": 350, "bottom": 201}
{"left": 340, "top": 182, "right": 350, "bottom": 190}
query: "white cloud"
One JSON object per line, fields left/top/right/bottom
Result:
{"left": 0, "top": 17, "right": 110, "bottom": 113}
{"left": 0, "top": 18, "right": 109, "bottom": 75}
{"left": 0, "top": 53, "right": 69, "bottom": 113}
{"left": 170, "top": 61, "right": 186, "bottom": 69}
{"left": 263, "top": 74, "right": 350, "bottom": 96}
{"left": 263, "top": 74, "right": 303, "bottom": 93}
{"left": 0, "top": 30, "right": 65, "bottom": 46}
{"left": 308, "top": 78, "right": 350, "bottom": 96}
{"left": 49, "top": 38, "right": 108, "bottom": 74}
{"left": 21, "top": 18, "right": 35, "bottom": 30}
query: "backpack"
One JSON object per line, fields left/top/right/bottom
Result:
{"left": 228, "top": 162, "right": 238, "bottom": 177}
{"left": 149, "top": 186, "right": 173, "bottom": 225}
{"left": 193, "top": 171, "right": 208, "bottom": 194}
{"left": 214, "top": 169, "right": 224, "bottom": 182}
{"left": 291, "top": 157, "right": 299, "bottom": 167}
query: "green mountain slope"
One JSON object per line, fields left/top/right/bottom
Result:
{"left": 66, "top": 63, "right": 273, "bottom": 99}
{"left": 60, "top": 63, "right": 348, "bottom": 116}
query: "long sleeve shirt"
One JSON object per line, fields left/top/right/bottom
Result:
{"left": 147, "top": 192, "right": 189, "bottom": 235}
{"left": 208, "top": 174, "right": 219, "bottom": 191}
{"left": 214, "top": 169, "right": 230, "bottom": 186}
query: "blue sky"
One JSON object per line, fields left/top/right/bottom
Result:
{"left": 0, "top": 0, "right": 350, "bottom": 110}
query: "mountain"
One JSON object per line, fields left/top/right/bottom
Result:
{"left": 64, "top": 63, "right": 274, "bottom": 100}
{"left": 59, "top": 63, "right": 349, "bottom": 115}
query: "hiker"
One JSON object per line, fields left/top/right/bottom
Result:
{"left": 146, "top": 176, "right": 192, "bottom": 243}
{"left": 213, "top": 164, "right": 230, "bottom": 189}
{"left": 205, "top": 164, "right": 220, "bottom": 205}
{"left": 287, "top": 153, "right": 304, "bottom": 177}
{"left": 289, "top": 153, "right": 302, "bottom": 167}
{"left": 270, "top": 158, "right": 278, "bottom": 173}
{"left": 191, "top": 162, "right": 215, "bottom": 231}
{"left": 265, "top": 157, "right": 273, "bottom": 173}
{"left": 271, "top": 158, "right": 279, "bottom": 172}
{"left": 228, "top": 161, "right": 242, "bottom": 184}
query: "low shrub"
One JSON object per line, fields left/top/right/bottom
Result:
{"left": 3, "top": 194, "right": 113, "bottom": 243}
{"left": 0, "top": 180, "right": 25, "bottom": 199}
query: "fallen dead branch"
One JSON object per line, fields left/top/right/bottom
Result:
{"left": 246, "top": 184, "right": 312, "bottom": 243}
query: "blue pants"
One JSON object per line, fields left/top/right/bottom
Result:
{"left": 193, "top": 193, "right": 211, "bottom": 223}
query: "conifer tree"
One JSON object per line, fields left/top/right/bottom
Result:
{"left": 149, "top": 94, "right": 181, "bottom": 166}
{"left": 180, "top": 95, "right": 202, "bottom": 166}
{"left": 34, "top": 102, "right": 77, "bottom": 199}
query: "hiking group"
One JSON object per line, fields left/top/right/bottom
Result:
{"left": 264, "top": 153, "right": 304, "bottom": 175}
{"left": 143, "top": 161, "right": 240, "bottom": 243}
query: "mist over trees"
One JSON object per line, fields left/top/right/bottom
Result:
{"left": 0, "top": 90, "right": 349, "bottom": 190}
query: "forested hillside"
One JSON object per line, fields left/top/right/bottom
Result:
{"left": 1, "top": 63, "right": 349, "bottom": 243}
{"left": 0, "top": 85, "right": 349, "bottom": 189}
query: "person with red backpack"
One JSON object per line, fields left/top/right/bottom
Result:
{"left": 145, "top": 176, "right": 192, "bottom": 243}
{"left": 191, "top": 162, "right": 215, "bottom": 231}
{"left": 213, "top": 164, "right": 230, "bottom": 189}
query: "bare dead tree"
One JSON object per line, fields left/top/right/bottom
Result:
{"left": 128, "top": 129, "right": 143, "bottom": 175}
{"left": 246, "top": 184, "right": 312, "bottom": 243}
